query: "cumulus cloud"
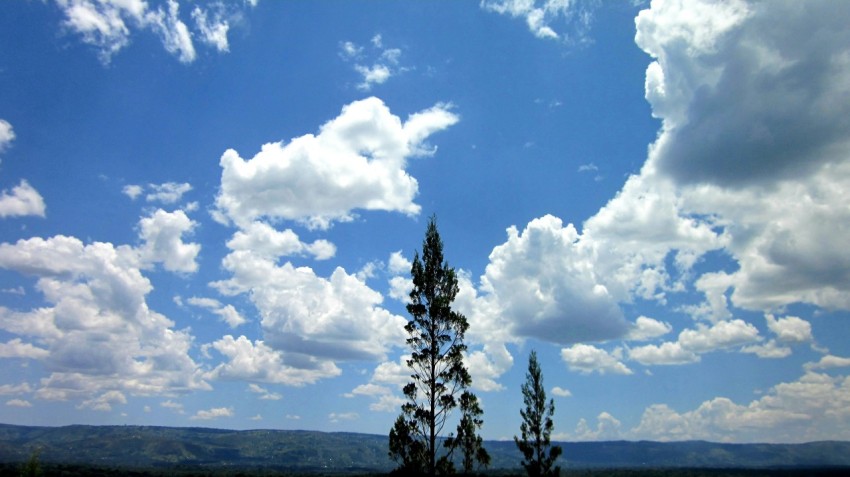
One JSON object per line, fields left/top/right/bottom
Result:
{"left": 212, "top": 239, "right": 408, "bottom": 364}
{"left": 54, "top": 0, "right": 246, "bottom": 63}
{"left": 627, "top": 316, "right": 673, "bottom": 341}
{"left": 630, "top": 371, "right": 850, "bottom": 443}
{"left": 478, "top": 216, "right": 629, "bottom": 345}
{"left": 145, "top": 182, "right": 192, "bottom": 204}
{"left": 226, "top": 222, "right": 335, "bottom": 261}
{"left": 214, "top": 97, "right": 458, "bottom": 230}
{"left": 191, "top": 406, "right": 234, "bottom": 420}
{"left": 0, "top": 338, "right": 49, "bottom": 360}
{"left": 629, "top": 319, "right": 760, "bottom": 366}
{"left": 79, "top": 390, "right": 127, "bottom": 412}
{"left": 137, "top": 209, "right": 200, "bottom": 273}
{"left": 187, "top": 296, "right": 246, "bottom": 328}
{"left": 632, "top": 0, "right": 850, "bottom": 313}
{"left": 247, "top": 383, "right": 282, "bottom": 400}
{"left": 561, "top": 344, "right": 632, "bottom": 375}
{"left": 0, "top": 119, "right": 14, "bottom": 151}
{"left": 481, "top": 0, "right": 598, "bottom": 43}
{"left": 0, "top": 235, "right": 208, "bottom": 403}
{"left": 551, "top": 386, "right": 572, "bottom": 397}
{"left": 0, "top": 180, "right": 46, "bottom": 219}
{"left": 6, "top": 399, "right": 32, "bottom": 408}
{"left": 203, "top": 335, "right": 341, "bottom": 386}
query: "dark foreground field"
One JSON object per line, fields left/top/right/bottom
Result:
{"left": 1, "top": 462, "right": 849, "bottom": 477}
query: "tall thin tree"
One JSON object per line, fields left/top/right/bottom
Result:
{"left": 389, "top": 216, "right": 473, "bottom": 476}
{"left": 515, "top": 350, "right": 562, "bottom": 477}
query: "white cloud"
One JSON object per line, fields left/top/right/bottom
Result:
{"left": 192, "top": 6, "right": 230, "bottom": 52}
{"left": 79, "top": 390, "right": 127, "bottom": 412}
{"left": 765, "top": 314, "right": 812, "bottom": 343}
{"left": 187, "top": 296, "right": 246, "bottom": 328}
{"left": 328, "top": 412, "right": 359, "bottom": 423}
{"left": 551, "top": 386, "right": 572, "bottom": 397}
{"left": 0, "top": 119, "right": 15, "bottom": 151}
{"left": 561, "top": 344, "right": 632, "bottom": 375}
{"left": 122, "top": 184, "right": 143, "bottom": 200}
{"left": 805, "top": 355, "right": 850, "bottom": 371}
{"left": 481, "top": 0, "right": 598, "bottom": 43}
{"left": 633, "top": 0, "right": 850, "bottom": 314}
{"left": 0, "top": 180, "right": 46, "bottom": 218}
{"left": 0, "top": 338, "right": 49, "bottom": 360}
{"left": 137, "top": 209, "right": 200, "bottom": 273}
{"left": 630, "top": 371, "right": 850, "bottom": 443}
{"left": 227, "top": 221, "right": 335, "bottom": 261}
{"left": 0, "top": 235, "right": 208, "bottom": 403}
{"left": 212, "top": 245, "right": 408, "bottom": 363}
{"left": 215, "top": 97, "right": 458, "bottom": 229}
{"left": 203, "top": 335, "right": 341, "bottom": 386}
{"left": 574, "top": 412, "right": 623, "bottom": 441}
{"left": 6, "top": 399, "right": 32, "bottom": 407}
{"left": 146, "top": 182, "right": 192, "bottom": 204}
{"left": 191, "top": 406, "right": 234, "bottom": 420}
{"left": 341, "top": 36, "right": 406, "bottom": 91}
{"left": 477, "top": 216, "right": 629, "bottom": 345}
{"left": 629, "top": 341, "right": 699, "bottom": 366}
{"left": 161, "top": 400, "right": 185, "bottom": 414}
{"left": 627, "top": 316, "right": 672, "bottom": 341}
{"left": 387, "top": 251, "right": 411, "bottom": 274}
{"left": 0, "top": 383, "right": 32, "bottom": 395}
{"left": 247, "top": 383, "right": 282, "bottom": 400}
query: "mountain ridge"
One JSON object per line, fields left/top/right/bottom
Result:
{"left": 1, "top": 423, "right": 849, "bottom": 471}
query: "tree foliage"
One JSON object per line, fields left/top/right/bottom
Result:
{"left": 445, "top": 391, "right": 491, "bottom": 474}
{"left": 389, "top": 216, "right": 485, "bottom": 476}
{"left": 515, "top": 350, "right": 562, "bottom": 477}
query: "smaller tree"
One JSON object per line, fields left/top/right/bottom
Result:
{"left": 389, "top": 415, "right": 426, "bottom": 474}
{"left": 515, "top": 350, "right": 562, "bottom": 477}
{"left": 445, "top": 391, "right": 490, "bottom": 474}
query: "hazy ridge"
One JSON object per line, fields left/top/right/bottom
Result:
{"left": 1, "top": 423, "right": 849, "bottom": 472}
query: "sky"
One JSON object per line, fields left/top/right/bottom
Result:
{"left": 0, "top": 0, "right": 849, "bottom": 445}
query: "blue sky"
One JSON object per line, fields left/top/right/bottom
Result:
{"left": 1, "top": 0, "right": 849, "bottom": 444}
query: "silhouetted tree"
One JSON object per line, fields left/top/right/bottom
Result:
{"left": 389, "top": 216, "right": 477, "bottom": 476}
{"left": 445, "top": 391, "right": 490, "bottom": 474}
{"left": 515, "top": 350, "right": 562, "bottom": 477}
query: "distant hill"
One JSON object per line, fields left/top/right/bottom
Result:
{"left": 1, "top": 423, "right": 849, "bottom": 472}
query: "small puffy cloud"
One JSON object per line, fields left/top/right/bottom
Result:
{"left": 627, "top": 316, "right": 673, "bottom": 341}
{"left": 0, "top": 383, "right": 32, "bottom": 395}
{"left": 137, "top": 209, "right": 200, "bottom": 273}
{"left": 677, "top": 319, "right": 760, "bottom": 354}
{"left": 551, "top": 386, "right": 572, "bottom": 398}
{"left": 805, "top": 355, "right": 850, "bottom": 371}
{"left": 161, "top": 400, "right": 185, "bottom": 414}
{"left": 0, "top": 119, "right": 15, "bottom": 151}
{"left": 0, "top": 180, "right": 46, "bottom": 218}
{"left": 187, "top": 296, "right": 246, "bottom": 328}
{"left": 328, "top": 412, "right": 359, "bottom": 423}
{"left": 215, "top": 97, "right": 458, "bottom": 229}
{"left": 766, "top": 314, "right": 812, "bottom": 343}
{"left": 227, "top": 222, "right": 335, "bottom": 261}
{"left": 388, "top": 251, "right": 411, "bottom": 274}
{"left": 122, "top": 184, "right": 143, "bottom": 200}
{"left": 191, "top": 406, "right": 234, "bottom": 420}
{"left": 341, "top": 35, "right": 406, "bottom": 91}
{"left": 561, "top": 344, "right": 632, "bottom": 375}
{"left": 79, "top": 390, "right": 127, "bottom": 412}
{"left": 247, "top": 383, "right": 282, "bottom": 400}
{"left": 6, "top": 399, "right": 32, "bottom": 408}
{"left": 146, "top": 182, "right": 192, "bottom": 204}
{"left": 629, "top": 341, "right": 699, "bottom": 366}
{"left": 0, "top": 338, "right": 49, "bottom": 360}
{"left": 574, "top": 412, "right": 623, "bottom": 441}
{"left": 481, "top": 0, "right": 598, "bottom": 43}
